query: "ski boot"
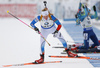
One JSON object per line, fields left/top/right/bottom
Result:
{"left": 71, "top": 47, "right": 78, "bottom": 51}
{"left": 65, "top": 48, "right": 78, "bottom": 57}
{"left": 35, "top": 54, "right": 44, "bottom": 64}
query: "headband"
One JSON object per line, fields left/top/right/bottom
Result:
{"left": 41, "top": 11, "right": 49, "bottom": 16}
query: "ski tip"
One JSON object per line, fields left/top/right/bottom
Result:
{"left": 49, "top": 56, "right": 51, "bottom": 57}
{"left": 7, "top": 11, "right": 9, "bottom": 13}
{"left": 60, "top": 61, "right": 62, "bottom": 62}
{"left": 3, "top": 65, "right": 12, "bottom": 67}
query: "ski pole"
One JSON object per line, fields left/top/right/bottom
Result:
{"left": 7, "top": 11, "right": 51, "bottom": 46}
{"left": 56, "top": 41, "right": 82, "bottom": 45}
{"left": 66, "top": 41, "right": 82, "bottom": 43}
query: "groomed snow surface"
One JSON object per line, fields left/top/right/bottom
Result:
{"left": 0, "top": 18, "right": 95, "bottom": 68}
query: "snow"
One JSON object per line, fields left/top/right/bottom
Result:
{"left": 92, "top": 19, "right": 100, "bottom": 30}
{"left": 0, "top": 0, "right": 99, "bottom": 67}
{"left": 0, "top": 18, "right": 94, "bottom": 68}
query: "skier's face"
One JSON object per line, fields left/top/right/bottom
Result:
{"left": 43, "top": 15, "right": 49, "bottom": 20}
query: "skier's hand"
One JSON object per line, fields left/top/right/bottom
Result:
{"left": 82, "top": 4, "right": 85, "bottom": 8}
{"left": 76, "top": 18, "right": 80, "bottom": 25}
{"left": 52, "top": 30, "right": 58, "bottom": 37}
{"left": 75, "top": 13, "right": 78, "bottom": 18}
{"left": 34, "top": 27, "right": 40, "bottom": 34}
{"left": 93, "top": 5, "right": 96, "bottom": 12}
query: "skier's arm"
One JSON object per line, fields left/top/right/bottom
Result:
{"left": 89, "top": 6, "right": 98, "bottom": 19}
{"left": 51, "top": 15, "right": 62, "bottom": 31}
{"left": 81, "top": 5, "right": 88, "bottom": 19}
{"left": 78, "top": 2, "right": 82, "bottom": 13}
{"left": 75, "top": 5, "right": 87, "bottom": 24}
{"left": 30, "top": 16, "right": 40, "bottom": 28}
{"left": 30, "top": 16, "right": 40, "bottom": 33}
{"left": 76, "top": 18, "right": 80, "bottom": 25}
{"left": 77, "top": 5, "right": 88, "bottom": 23}
{"left": 75, "top": 2, "right": 82, "bottom": 25}
{"left": 89, "top": 12, "right": 98, "bottom": 19}
{"left": 76, "top": 3, "right": 87, "bottom": 23}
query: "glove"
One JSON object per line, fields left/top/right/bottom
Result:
{"left": 76, "top": 18, "right": 80, "bottom": 25}
{"left": 34, "top": 27, "right": 40, "bottom": 34}
{"left": 52, "top": 30, "right": 58, "bottom": 37}
{"left": 93, "top": 5, "right": 96, "bottom": 11}
{"left": 75, "top": 13, "right": 78, "bottom": 18}
{"left": 82, "top": 4, "right": 85, "bottom": 8}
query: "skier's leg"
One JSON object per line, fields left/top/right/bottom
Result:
{"left": 56, "top": 32, "right": 78, "bottom": 57}
{"left": 78, "top": 32, "right": 89, "bottom": 49}
{"left": 90, "top": 32, "right": 99, "bottom": 48}
{"left": 35, "top": 29, "right": 48, "bottom": 63}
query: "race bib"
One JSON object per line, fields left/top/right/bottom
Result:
{"left": 81, "top": 16, "right": 92, "bottom": 28}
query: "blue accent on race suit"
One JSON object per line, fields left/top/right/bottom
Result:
{"left": 51, "top": 15, "right": 61, "bottom": 25}
{"left": 41, "top": 41, "right": 45, "bottom": 53}
{"left": 30, "top": 16, "right": 40, "bottom": 28}
{"left": 83, "top": 27, "right": 92, "bottom": 31}
{"left": 58, "top": 38, "right": 67, "bottom": 48}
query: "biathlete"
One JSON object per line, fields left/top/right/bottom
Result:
{"left": 71, "top": 2, "right": 99, "bottom": 51}
{"left": 30, "top": 2, "right": 78, "bottom": 63}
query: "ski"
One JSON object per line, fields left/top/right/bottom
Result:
{"left": 49, "top": 55, "right": 100, "bottom": 60}
{"left": 61, "top": 52, "right": 67, "bottom": 54}
{"left": 3, "top": 61, "right": 62, "bottom": 67}
{"left": 52, "top": 46, "right": 64, "bottom": 48}
{"left": 61, "top": 52, "right": 100, "bottom": 54}
{"left": 52, "top": 45, "right": 71, "bottom": 48}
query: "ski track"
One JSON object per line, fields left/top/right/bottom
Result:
{"left": 62, "top": 21, "right": 100, "bottom": 68}
{"left": 0, "top": 18, "right": 99, "bottom": 68}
